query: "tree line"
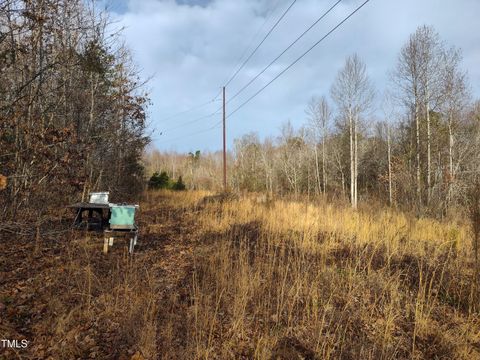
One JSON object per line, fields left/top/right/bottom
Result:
{"left": 1, "top": 0, "right": 150, "bottom": 221}
{"left": 146, "top": 25, "right": 480, "bottom": 216}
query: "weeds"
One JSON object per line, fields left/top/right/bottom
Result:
{"left": 186, "top": 193, "right": 479, "bottom": 359}
{"left": 1, "top": 190, "right": 479, "bottom": 359}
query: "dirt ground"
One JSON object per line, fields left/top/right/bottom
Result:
{"left": 0, "top": 191, "right": 201, "bottom": 359}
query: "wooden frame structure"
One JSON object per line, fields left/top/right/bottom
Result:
{"left": 68, "top": 202, "right": 139, "bottom": 254}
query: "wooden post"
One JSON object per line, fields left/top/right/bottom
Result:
{"left": 103, "top": 236, "right": 109, "bottom": 254}
{"left": 129, "top": 238, "right": 134, "bottom": 254}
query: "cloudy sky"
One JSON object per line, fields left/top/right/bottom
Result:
{"left": 103, "top": 0, "right": 480, "bottom": 153}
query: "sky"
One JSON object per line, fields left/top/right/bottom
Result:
{"left": 102, "top": 0, "right": 480, "bottom": 153}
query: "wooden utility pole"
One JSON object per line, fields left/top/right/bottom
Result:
{"left": 222, "top": 86, "right": 227, "bottom": 192}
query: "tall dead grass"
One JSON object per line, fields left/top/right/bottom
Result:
{"left": 5, "top": 190, "right": 478, "bottom": 359}
{"left": 185, "top": 194, "right": 480, "bottom": 359}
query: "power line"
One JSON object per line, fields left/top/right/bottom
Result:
{"left": 220, "top": 0, "right": 282, "bottom": 87}
{"left": 228, "top": 0, "right": 342, "bottom": 105}
{"left": 157, "top": 98, "right": 218, "bottom": 124}
{"left": 223, "top": 0, "right": 298, "bottom": 88}
{"left": 154, "top": 0, "right": 369, "bottom": 147}
{"left": 153, "top": 0, "right": 293, "bottom": 140}
{"left": 154, "top": 120, "right": 222, "bottom": 145}
{"left": 154, "top": 0, "right": 283, "bottom": 127}
{"left": 212, "top": 1, "right": 283, "bottom": 102}
{"left": 228, "top": 0, "right": 371, "bottom": 119}
{"left": 160, "top": 106, "right": 222, "bottom": 133}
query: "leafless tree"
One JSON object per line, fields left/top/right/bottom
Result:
{"left": 306, "top": 96, "right": 331, "bottom": 195}
{"left": 391, "top": 29, "right": 424, "bottom": 210}
{"left": 142, "top": 26, "right": 477, "bottom": 217}
{"left": 1, "top": 0, "right": 149, "bottom": 221}
{"left": 441, "top": 47, "right": 470, "bottom": 205}
{"left": 416, "top": 26, "right": 445, "bottom": 206}
{"left": 331, "top": 54, "right": 374, "bottom": 209}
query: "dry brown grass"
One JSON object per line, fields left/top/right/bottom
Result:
{"left": 0, "top": 230, "right": 161, "bottom": 359}
{"left": 0, "top": 190, "right": 211, "bottom": 359}
{"left": 2, "top": 190, "right": 480, "bottom": 359}
{"left": 181, "top": 193, "right": 480, "bottom": 359}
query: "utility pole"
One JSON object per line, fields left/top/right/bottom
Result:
{"left": 222, "top": 86, "right": 227, "bottom": 192}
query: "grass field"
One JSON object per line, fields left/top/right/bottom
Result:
{"left": 1, "top": 190, "right": 480, "bottom": 359}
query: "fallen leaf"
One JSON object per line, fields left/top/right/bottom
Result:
{"left": 0, "top": 174, "right": 7, "bottom": 190}
{"left": 131, "top": 351, "right": 145, "bottom": 360}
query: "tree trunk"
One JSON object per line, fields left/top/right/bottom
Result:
{"left": 426, "top": 85, "right": 431, "bottom": 206}
{"left": 349, "top": 111, "right": 355, "bottom": 209}
{"left": 322, "top": 128, "right": 327, "bottom": 195}
{"left": 354, "top": 116, "right": 358, "bottom": 209}
{"left": 448, "top": 113, "right": 454, "bottom": 205}
{"left": 314, "top": 144, "right": 321, "bottom": 195}
{"left": 415, "top": 101, "right": 421, "bottom": 210}
{"left": 387, "top": 125, "right": 393, "bottom": 206}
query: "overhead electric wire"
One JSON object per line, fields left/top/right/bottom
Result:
{"left": 157, "top": 0, "right": 282, "bottom": 132}
{"left": 155, "top": 0, "right": 283, "bottom": 127}
{"left": 153, "top": 0, "right": 293, "bottom": 142}
{"left": 157, "top": 98, "right": 218, "bottom": 124}
{"left": 228, "top": 0, "right": 342, "bottom": 104}
{"left": 155, "top": 120, "right": 222, "bottom": 144}
{"left": 219, "top": 0, "right": 282, "bottom": 87}
{"left": 160, "top": 107, "right": 222, "bottom": 133}
{"left": 228, "top": 0, "right": 371, "bottom": 119}
{"left": 154, "top": 0, "right": 369, "bottom": 146}
{"left": 223, "top": 0, "right": 298, "bottom": 88}
{"left": 155, "top": 0, "right": 287, "bottom": 139}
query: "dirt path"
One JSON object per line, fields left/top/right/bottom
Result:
{"left": 137, "top": 194, "right": 199, "bottom": 358}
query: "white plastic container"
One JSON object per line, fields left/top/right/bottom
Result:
{"left": 89, "top": 192, "right": 109, "bottom": 204}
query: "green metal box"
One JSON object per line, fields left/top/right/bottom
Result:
{"left": 109, "top": 205, "right": 137, "bottom": 229}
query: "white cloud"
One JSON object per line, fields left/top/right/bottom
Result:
{"left": 107, "top": 0, "right": 480, "bottom": 152}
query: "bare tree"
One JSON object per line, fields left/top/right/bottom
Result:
{"left": 277, "top": 122, "right": 308, "bottom": 196}
{"left": 0, "top": 0, "right": 150, "bottom": 220}
{"left": 416, "top": 26, "right": 444, "bottom": 206}
{"left": 441, "top": 47, "right": 470, "bottom": 205}
{"left": 331, "top": 54, "right": 374, "bottom": 209}
{"left": 381, "top": 92, "right": 400, "bottom": 206}
{"left": 392, "top": 25, "right": 472, "bottom": 212}
{"left": 392, "top": 30, "right": 424, "bottom": 209}
{"left": 140, "top": 26, "right": 476, "bottom": 216}
{"left": 306, "top": 96, "right": 331, "bottom": 195}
